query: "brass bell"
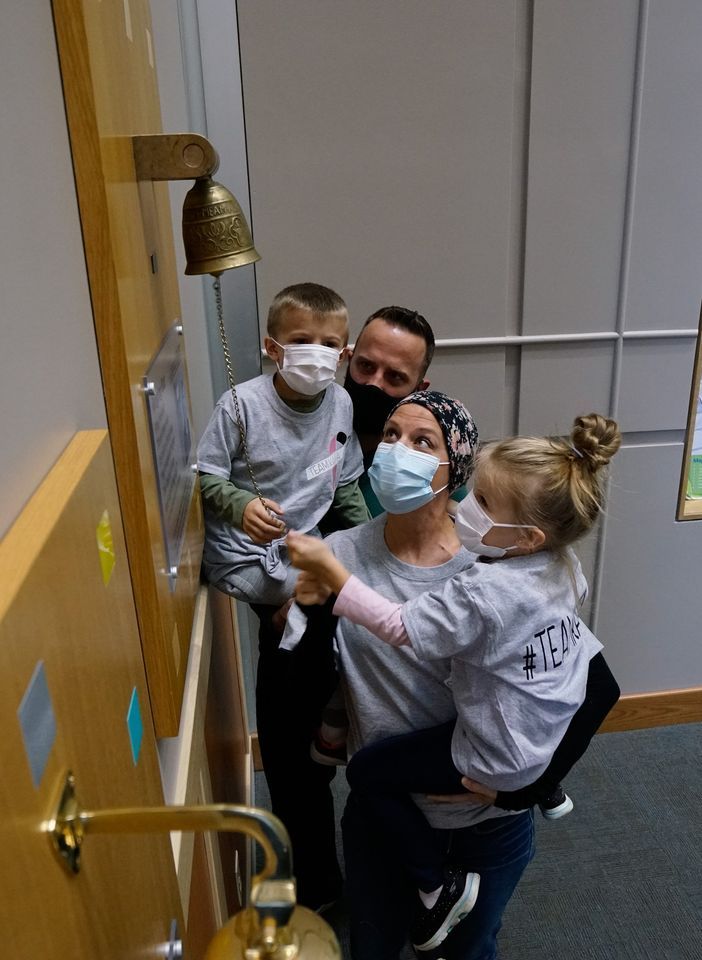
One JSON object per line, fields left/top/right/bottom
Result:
{"left": 183, "top": 175, "right": 261, "bottom": 276}
{"left": 205, "top": 903, "right": 341, "bottom": 960}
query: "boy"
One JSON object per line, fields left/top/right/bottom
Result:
{"left": 197, "top": 282, "right": 369, "bottom": 608}
{"left": 197, "top": 282, "right": 368, "bottom": 909}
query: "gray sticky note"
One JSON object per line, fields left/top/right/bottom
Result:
{"left": 18, "top": 661, "right": 56, "bottom": 788}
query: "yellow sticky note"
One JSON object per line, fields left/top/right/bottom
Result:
{"left": 96, "top": 509, "right": 116, "bottom": 586}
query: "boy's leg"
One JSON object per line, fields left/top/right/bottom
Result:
{"left": 346, "top": 722, "right": 463, "bottom": 892}
{"left": 253, "top": 603, "right": 343, "bottom": 908}
{"left": 342, "top": 789, "right": 415, "bottom": 960}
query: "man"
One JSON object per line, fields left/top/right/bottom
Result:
{"left": 343, "top": 305, "right": 434, "bottom": 515}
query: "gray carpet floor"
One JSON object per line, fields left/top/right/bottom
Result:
{"left": 254, "top": 723, "right": 702, "bottom": 958}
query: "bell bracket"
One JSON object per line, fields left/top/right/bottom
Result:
{"left": 132, "top": 133, "right": 219, "bottom": 182}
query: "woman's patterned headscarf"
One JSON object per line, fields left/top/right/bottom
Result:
{"left": 391, "top": 391, "right": 479, "bottom": 491}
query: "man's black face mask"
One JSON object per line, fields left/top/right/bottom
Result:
{"left": 344, "top": 371, "right": 402, "bottom": 436}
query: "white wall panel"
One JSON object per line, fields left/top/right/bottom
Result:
{"left": 625, "top": 0, "right": 702, "bottom": 333}
{"left": 518, "top": 342, "right": 615, "bottom": 435}
{"left": 237, "top": 0, "right": 519, "bottom": 340}
{"left": 617, "top": 338, "right": 696, "bottom": 433}
{"left": 522, "top": 0, "right": 639, "bottom": 336}
{"left": 597, "top": 443, "right": 701, "bottom": 691}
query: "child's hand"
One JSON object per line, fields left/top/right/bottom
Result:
{"left": 286, "top": 531, "right": 352, "bottom": 594}
{"left": 286, "top": 530, "right": 334, "bottom": 573}
{"left": 243, "top": 498, "right": 286, "bottom": 543}
{"left": 295, "top": 571, "right": 332, "bottom": 606}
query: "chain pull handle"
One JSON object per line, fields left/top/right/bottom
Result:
{"left": 213, "top": 277, "right": 284, "bottom": 531}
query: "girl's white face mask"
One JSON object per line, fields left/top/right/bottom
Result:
{"left": 272, "top": 341, "right": 343, "bottom": 396}
{"left": 455, "top": 489, "right": 538, "bottom": 558}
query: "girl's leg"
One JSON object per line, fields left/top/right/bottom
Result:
{"left": 346, "top": 721, "right": 463, "bottom": 892}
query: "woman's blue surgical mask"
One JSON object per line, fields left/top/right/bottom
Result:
{"left": 368, "top": 442, "right": 449, "bottom": 514}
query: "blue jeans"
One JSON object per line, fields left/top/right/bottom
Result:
{"left": 342, "top": 790, "right": 535, "bottom": 960}
{"left": 346, "top": 721, "right": 466, "bottom": 891}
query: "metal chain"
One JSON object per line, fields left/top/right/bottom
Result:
{"left": 213, "top": 276, "right": 278, "bottom": 521}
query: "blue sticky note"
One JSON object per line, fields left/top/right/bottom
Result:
{"left": 126, "top": 687, "right": 143, "bottom": 765}
{"left": 18, "top": 661, "right": 56, "bottom": 788}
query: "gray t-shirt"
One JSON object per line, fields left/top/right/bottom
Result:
{"left": 403, "top": 548, "right": 602, "bottom": 791}
{"left": 324, "top": 516, "right": 512, "bottom": 829}
{"left": 197, "top": 375, "right": 363, "bottom": 598}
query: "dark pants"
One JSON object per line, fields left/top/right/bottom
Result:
{"left": 252, "top": 603, "right": 343, "bottom": 909}
{"left": 346, "top": 721, "right": 464, "bottom": 891}
{"left": 342, "top": 788, "right": 535, "bottom": 960}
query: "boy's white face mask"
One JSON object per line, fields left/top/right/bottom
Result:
{"left": 272, "top": 341, "right": 342, "bottom": 396}
{"left": 455, "top": 489, "right": 538, "bottom": 558}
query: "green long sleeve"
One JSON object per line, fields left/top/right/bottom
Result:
{"left": 198, "top": 472, "right": 256, "bottom": 529}
{"left": 328, "top": 478, "right": 372, "bottom": 529}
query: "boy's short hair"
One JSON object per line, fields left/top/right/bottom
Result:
{"left": 267, "top": 282, "right": 348, "bottom": 338}
{"left": 361, "top": 306, "right": 435, "bottom": 377}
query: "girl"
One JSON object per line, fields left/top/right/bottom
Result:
{"left": 287, "top": 412, "right": 621, "bottom": 952}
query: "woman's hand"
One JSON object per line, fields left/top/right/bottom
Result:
{"left": 426, "top": 777, "right": 498, "bottom": 806}
{"left": 295, "top": 570, "right": 332, "bottom": 606}
{"left": 286, "top": 531, "right": 352, "bottom": 595}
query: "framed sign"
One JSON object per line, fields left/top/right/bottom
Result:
{"left": 677, "top": 302, "right": 702, "bottom": 520}
{"left": 143, "top": 323, "right": 197, "bottom": 584}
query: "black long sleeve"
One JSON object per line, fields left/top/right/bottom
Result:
{"left": 280, "top": 597, "right": 340, "bottom": 714}
{"left": 493, "top": 652, "right": 621, "bottom": 811}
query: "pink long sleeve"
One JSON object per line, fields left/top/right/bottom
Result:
{"left": 332, "top": 575, "right": 410, "bottom": 647}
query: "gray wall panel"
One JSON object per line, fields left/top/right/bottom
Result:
{"left": 617, "top": 338, "right": 696, "bottom": 433}
{"left": 151, "top": 0, "right": 214, "bottom": 440}
{"left": 237, "top": 0, "right": 519, "bottom": 340}
{"left": 428, "top": 349, "right": 507, "bottom": 442}
{"left": 597, "top": 443, "right": 701, "bottom": 691}
{"left": 196, "top": 1, "right": 702, "bottom": 702}
{"left": 522, "top": 0, "right": 639, "bottom": 336}
{"left": 625, "top": 0, "right": 702, "bottom": 333}
{"left": 0, "top": 1, "right": 106, "bottom": 538}
{"left": 518, "top": 342, "right": 615, "bottom": 435}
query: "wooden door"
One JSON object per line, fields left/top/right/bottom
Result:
{"left": 0, "top": 432, "right": 184, "bottom": 958}
{"left": 51, "top": 0, "right": 204, "bottom": 736}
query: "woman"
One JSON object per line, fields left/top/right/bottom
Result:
{"left": 288, "top": 391, "right": 619, "bottom": 959}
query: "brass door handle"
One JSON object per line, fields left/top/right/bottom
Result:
{"left": 44, "top": 772, "right": 340, "bottom": 959}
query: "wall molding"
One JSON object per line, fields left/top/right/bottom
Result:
{"left": 600, "top": 687, "right": 702, "bottom": 733}
{"left": 431, "top": 329, "right": 697, "bottom": 349}
{"left": 251, "top": 690, "right": 702, "bottom": 775}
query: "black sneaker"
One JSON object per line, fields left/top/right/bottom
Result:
{"left": 539, "top": 784, "right": 574, "bottom": 820}
{"left": 310, "top": 735, "right": 347, "bottom": 766}
{"left": 411, "top": 865, "right": 480, "bottom": 952}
